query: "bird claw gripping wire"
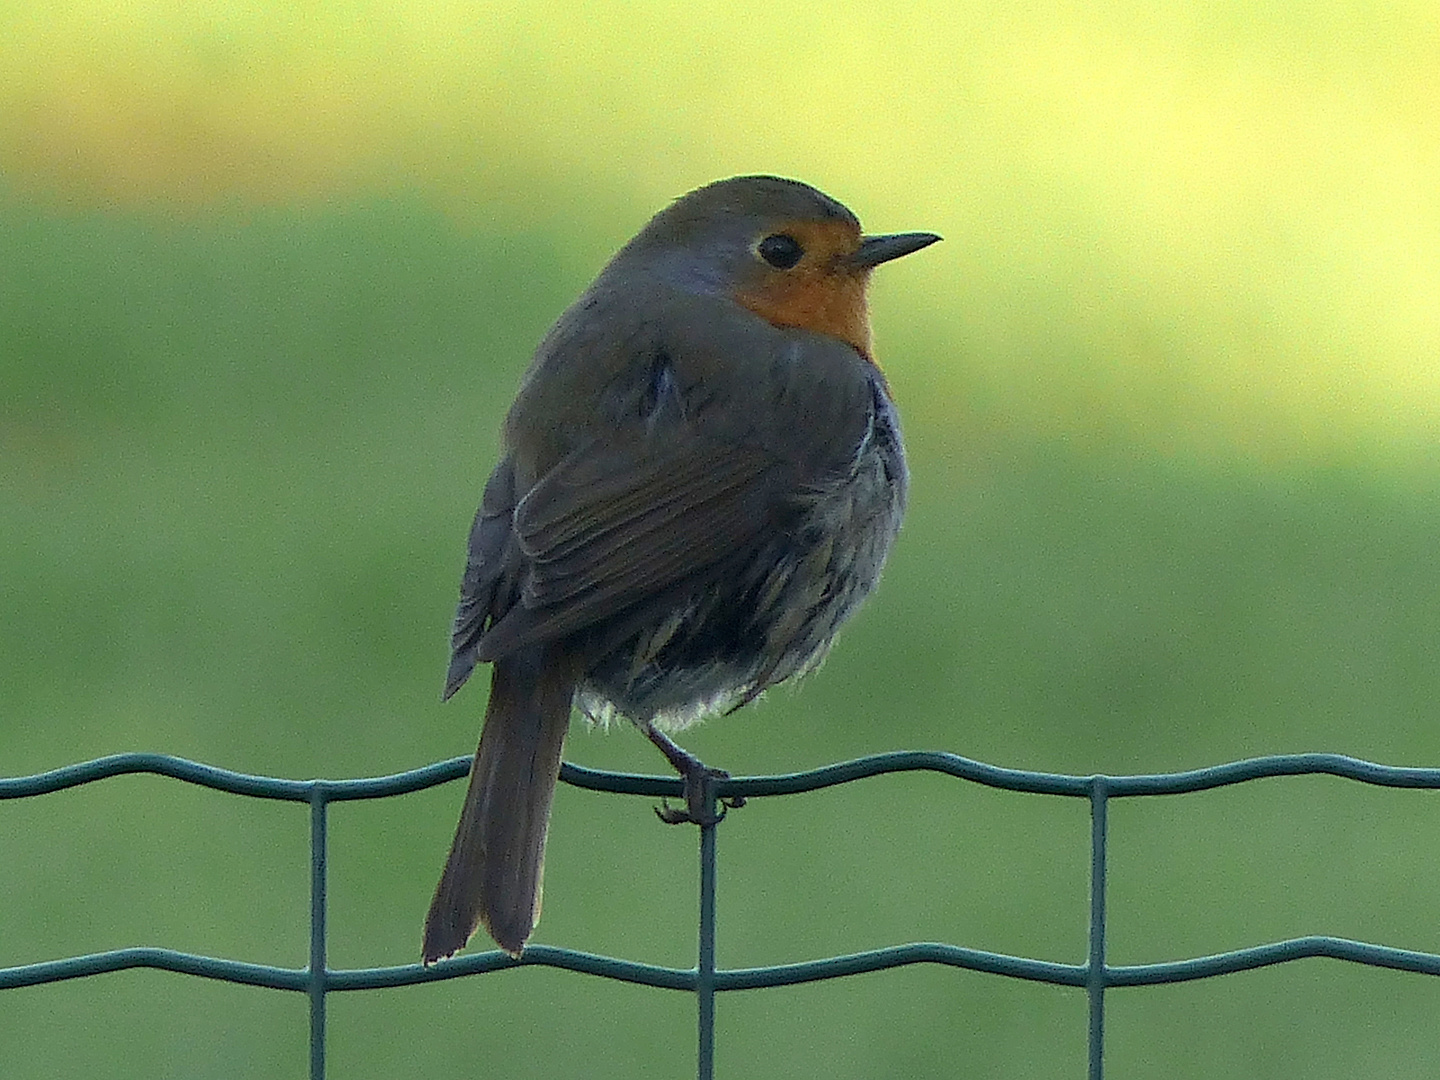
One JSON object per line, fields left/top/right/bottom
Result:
{"left": 655, "top": 762, "right": 746, "bottom": 826}
{"left": 642, "top": 721, "right": 746, "bottom": 826}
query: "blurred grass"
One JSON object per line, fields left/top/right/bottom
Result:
{"left": 3, "top": 187, "right": 1440, "bottom": 1078}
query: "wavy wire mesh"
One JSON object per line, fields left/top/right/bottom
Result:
{"left": 5, "top": 751, "right": 1440, "bottom": 1080}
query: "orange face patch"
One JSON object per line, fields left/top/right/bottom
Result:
{"left": 732, "top": 219, "right": 876, "bottom": 361}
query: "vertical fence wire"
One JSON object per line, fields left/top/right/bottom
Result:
{"left": 309, "top": 785, "right": 329, "bottom": 1080}
{"left": 1087, "top": 777, "right": 1109, "bottom": 1080}
{"left": 697, "top": 816, "right": 719, "bottom": 1080}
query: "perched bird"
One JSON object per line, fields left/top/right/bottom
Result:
{"left": 423, "top": 175, "right": 939, "bottom": 962}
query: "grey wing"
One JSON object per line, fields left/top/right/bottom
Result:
{"left": 471, "top": 440, "right": 786, "bottom": 663}
{"left": 444, "top": 457, "right": 520, "bottom": 699}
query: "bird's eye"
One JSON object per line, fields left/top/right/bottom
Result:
{"left": 756, "top": 233, "right": 804, "bottom": 269}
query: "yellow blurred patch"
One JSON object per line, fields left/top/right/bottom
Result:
{"left": 2, "top": 1, "right": 1437, "bottom": 462}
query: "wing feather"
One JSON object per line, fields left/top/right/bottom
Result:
{"left": 473, "top": 442, "right": 782, "bottom": 661}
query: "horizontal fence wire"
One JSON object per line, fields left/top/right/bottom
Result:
{"left": 5, "top": 750, "right": 1440, "bottom": 1080}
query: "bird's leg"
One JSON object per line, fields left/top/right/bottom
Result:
{"left": 640, "top": 721, "right": 746, "bottom": 826}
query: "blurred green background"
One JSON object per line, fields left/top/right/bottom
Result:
{"left": 3, "top": 2, "right": 1440, "bottom": 1077}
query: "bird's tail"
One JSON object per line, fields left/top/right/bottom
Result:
{"left": 423, "top": 649, "right": 577, "bottom": 962}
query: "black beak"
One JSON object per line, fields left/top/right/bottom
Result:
{"left": 850, "top": 231, "right": 942, "bottom": 269}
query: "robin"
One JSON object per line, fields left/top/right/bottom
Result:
{"left": 423, "top": 175, "right": 939, "bottom": 962}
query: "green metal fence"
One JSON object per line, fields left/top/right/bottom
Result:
{"left": 5, "top": 751, "right": 1440, "bottom": 1079}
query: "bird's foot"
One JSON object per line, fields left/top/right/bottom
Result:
{"left": 642, "top": 722, "right": 745, "bottom": 826}
{"left": 656, "top": 762, "right": 746, "bottom": 826}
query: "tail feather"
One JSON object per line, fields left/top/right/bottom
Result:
{"left": 423, "top": 649, "right": 577, "bottom": 961}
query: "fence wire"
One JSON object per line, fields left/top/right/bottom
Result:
{"left": 5, "top": 750, "right": 1440, "bottom": 1080}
